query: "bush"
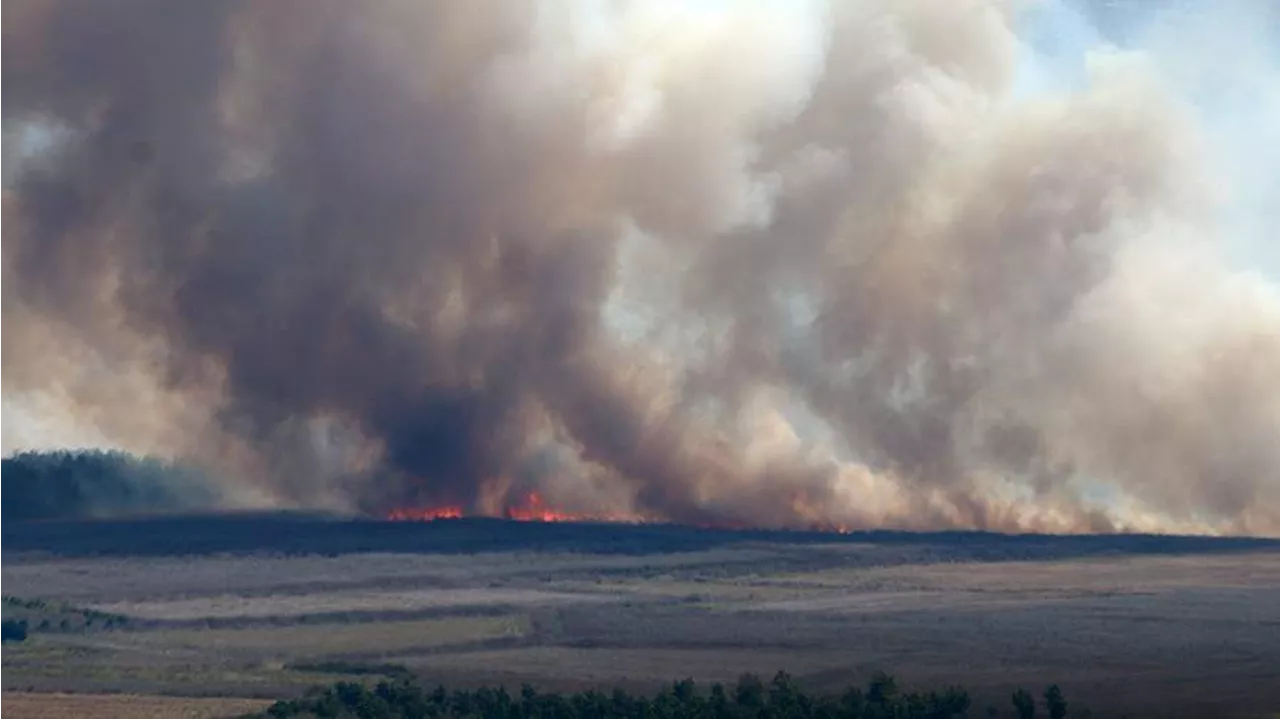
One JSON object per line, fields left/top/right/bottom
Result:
{"left": 2, "top": 620, "right": 29, "bottom": 643}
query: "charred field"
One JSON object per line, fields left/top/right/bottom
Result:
{"left": 3, "top": 515, "right": 1280, "bottom": 718}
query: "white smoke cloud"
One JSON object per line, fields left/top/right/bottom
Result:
{"left": 4, "top": 0, "right": 1278, "bottom": 535}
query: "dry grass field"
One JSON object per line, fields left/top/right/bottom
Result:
{"left": 3, "top": 517, "right": 1279, "bottom": 717}
{"left": 1, "top": 692, "right": 269, "bottom": 719}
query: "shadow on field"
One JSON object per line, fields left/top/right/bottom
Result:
{"left": 4, "top": 512, "right": 1276, "bottom": 560}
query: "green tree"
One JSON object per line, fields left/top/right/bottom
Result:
{"left": 929, "top": 686, "right": 971, "bottom": 719}
{"left": 734, "top": 673, "right": 765, "bottom": 708}
{"left": 769, "top": 670, "right": 807, "bottom": 714}
{"left": 840, "top": 686, "right": 866, "bottom": 717}
{"left": 1012, "top": 688, "right": 1036, "bottom": 719}
{"left": 867, "top": 671, "right": 899, "bottom": 706}
{"left": 674, "top": 677, "right": 698, "bottom": 703}
{"left": 709, "top": 682, "right": 729, "bottom": 715}
{"left": 1044, "top": 684, "right": 1067, "bottom": 719}
{"left": 252, "top": 671, "right": 1075, "bottom": 719}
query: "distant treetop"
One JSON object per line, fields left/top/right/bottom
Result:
{"left": 1, "top": 448, "right": 221, "bottom": 522}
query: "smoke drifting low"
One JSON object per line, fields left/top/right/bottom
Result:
{"left": 4, "top": 0, "right": 1278, "bottom": 534}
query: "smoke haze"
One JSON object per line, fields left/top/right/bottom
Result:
{"left": 4, "top": 0, "right": 1278, "bottom": 534}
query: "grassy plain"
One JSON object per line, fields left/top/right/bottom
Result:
{"left": 1, "top": 692, "right": 269, "bottom": 718}
{"left": 3, "top": 517, "right": 1279, "bottom": 717}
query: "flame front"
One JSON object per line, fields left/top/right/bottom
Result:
{"left": 386, "top": 505, "right": 464, "bottom": 521}
{"left": 504, "top": 492, "right": 565, "bottom": 522}
{"left": 382, "top": 491, "right": 857, "bottom": 532}
{"left": 385, "top": 491, "right": 645, "bottom": 525}
{"left": 502, "top": 492, "right": 635, "bottom": 523}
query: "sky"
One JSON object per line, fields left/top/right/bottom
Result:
{"left": 1017, "top": 0, "right": 1280, "bottom": 277}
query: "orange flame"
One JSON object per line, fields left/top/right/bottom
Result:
{"left": 505, "top": 492, "right": 581, "bottom": 522}
{"left": 383, "top": 492, "right": 852, "bottom": 533}
{"left": 384, "top": 491, "right": 640, "bottom": 524}
{"left": 386, "top": 505, "right": 464, "bottom": 521}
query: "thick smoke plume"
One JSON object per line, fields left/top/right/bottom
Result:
{"left": 4, "top": 0, "right": 1278, "bottom": 534}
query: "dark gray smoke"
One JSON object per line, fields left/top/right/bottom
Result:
{"left": 4, "top": 0, "right": 1278, "bottom": 534}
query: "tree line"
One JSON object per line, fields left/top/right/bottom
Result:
{"left": 2, "top": 448, "right": 217, "bottom": 521}
{"left": 253, "top": 671, "right": 1071, "bottom": 719}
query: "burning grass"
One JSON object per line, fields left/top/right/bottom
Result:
{"left": 385, "top": 491, "right": 648, "bottom": 525}
{"left": 382, "top": 491, "right": 858, "bottom": 533}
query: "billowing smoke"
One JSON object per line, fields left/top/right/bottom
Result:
{"left": 4, "top": 0, "right": 1278, "bottom": 534}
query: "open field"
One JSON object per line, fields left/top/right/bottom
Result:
{"left": 1, "top": 692, "right": 270, "bottom": 718}
{"left": 4, "top": 516, "right": 1280, "bottom": 718}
